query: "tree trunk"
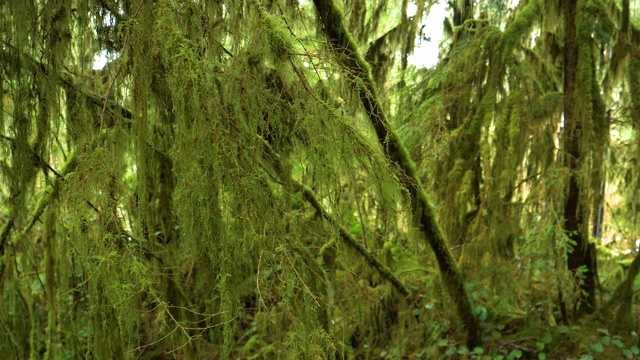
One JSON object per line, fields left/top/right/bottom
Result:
{"left": 562, "top": 0, "right": 597, "bottom": 317}
{"left": 312, "top": 0, "right": 481, "bottom": 348}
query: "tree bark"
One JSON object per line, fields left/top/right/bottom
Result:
{"left": 562, "top": 0, "right": 597, "bottom": 317}
{"left": 312, "top": 0, "right": 481, "bottom": 348}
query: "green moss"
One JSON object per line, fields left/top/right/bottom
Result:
{"left": 4, "top": 0, "right": 640, "bottom": 357}
{"left": 499, "top": 0, "right": 542, "bottom": 63}
{"left": 262, "top": 13, "right": 295, "bottom": 61}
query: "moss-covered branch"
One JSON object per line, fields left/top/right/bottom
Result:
{"left": 258, "top": 136, "right": 410, "bottom": 296}
{"left": 19, "top": 154, "right": 77, "bottom": 237}
{"left": 312, "top": 0, "right": 481, "bottom": 347}
{"left": 0, "top": 154, "right": 76, "bottom": 281}
{"left": 0, "top": 44, "right": 133, "bottom": 123}
{"left": 295, "top": 182, "right": 410, "bottom": 297}
{"left": 498, "top": 0, "right": 542, "bottom": 63}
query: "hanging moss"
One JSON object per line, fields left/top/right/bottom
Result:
{"left": 5, "top": 0, "right": 640, "bottom": 358}
{"left": 312, "top": 0, "right": 482, "bottom": 348}
{"left": 499, "top": 0, "right": 542, "bottom": 62}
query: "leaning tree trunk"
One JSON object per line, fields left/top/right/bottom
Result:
{"left": 312, "top": 0, "right": 481, "bottom": 348}
{"left": 562, "top": 0, "right": 597, "bottom": 317}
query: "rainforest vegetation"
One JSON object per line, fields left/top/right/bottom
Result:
{"left": 3, "top": 0, "right": 640, "bottom": 358}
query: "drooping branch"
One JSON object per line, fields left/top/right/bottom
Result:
{"left": 258, "top": 136, "right": 411, "bottom": 296}
{"left": 20, "top": 154, "right": 77, "bottom": 236}
{"left": 312, "top": 0, "right": 481, "bottom": 347}
{"left": 0, "top": 153, "right": 76, "bottom": 282}
{"left": 0, "top": 43, "right": 133, "bottom": 123}
{"left": 296, "top": 182, "right": 411, "bottom": 297}
{"left": 498, "top": 0, "right": 542, "bottom": 63}
{"left": 0, "top": 44, "right": 168, "bottom": 260}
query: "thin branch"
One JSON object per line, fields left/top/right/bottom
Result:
{"left": 258, "top": 135, "right": 410, "bottom": 296}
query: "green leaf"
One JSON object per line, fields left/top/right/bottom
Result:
{"left": 474, "top": 306, "right": 488, "bottom": 321}
{"left": 542, "top": 334, "right": 553, "bottom": 344}
{"left": 631, "top": 346, "right": 640, "bottom": 355}
{"left": 509, "top": 349, "right": 522, "bottom": 359}
{"left": 473, "top": 346, "right": 484, "bottom": 355}
{"left": 611, "top": 339, "right": 624, "bottom": 348}
{"left": 590, "top": 342, "right": 605, "bottom": 353}
{"left": 622, "top": 349, "right": 632, "bottom": 358}
{"left": 538, "top": 353, "right": 546, "bottom": 360}
{"left": 457, "top": 345, "right": 469, "bottom": 354}
{"left": 445, "top": 346, "right": 456, "bottom": 356}
{"left": 466, "top": 283, "right": 476, "bottom": 291}
{"left": 349, "top": 222, "right": 362, "bottom": 235}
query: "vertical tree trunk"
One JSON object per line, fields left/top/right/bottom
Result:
{"left": 562, "top": 0, "right": 597, "bottom": 317}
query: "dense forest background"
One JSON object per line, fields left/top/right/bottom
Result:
{"left": 3, "top": 0, "right": 640, "bottom": 359}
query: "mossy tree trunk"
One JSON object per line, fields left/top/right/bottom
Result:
{"left": 562, "top": 0, "right": 597, "bottom": 317}
{"left": 312, "top": 0, "right": 481, "bottom": 348}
